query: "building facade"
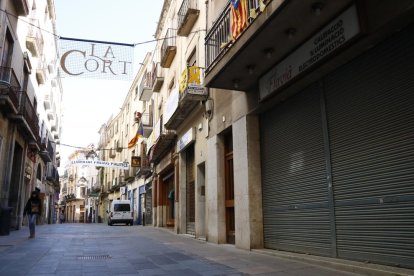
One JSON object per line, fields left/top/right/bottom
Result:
{"left": 204, "top": 0, "right": 414, "bottom": 269}
{"left": 70, "top": 0, "right": 414, "bottom": 270}
{"left": 61, "top": 146, "right": 98, "bottom": 223}
{"left": 0, "top": 0, "right": 62, "bottom": 230}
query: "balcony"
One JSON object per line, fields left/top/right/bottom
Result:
{"left": 137, "top": 156, "right": 151, "bottom": 177}
{"left": 39, "top": 138, "right": 53, "bottom": 163}
{"left": 0, "top": 67, "right": 20, "bottom": 114}
{"left": 13, "top": 0, "right": 29, "bottom": 16}
{"left": 177, "top": 0, "right": 200, "bottom": 36}
{"left": 151, "top": 62, "right": 164, "bottom": 92}
{"left": 149, "top": 117, "right": 176, "bottom": 163}
{"left": 46, "top": 163, "right": 59, "bottom": 185}
{"left": 164, "top": 67, "right": 207, "bottom": 130}
{"left": 43, "top": 93, "right": 52, "bottom": 110}
{"left": 204, "top": 0, "right": 363, "bottom": 93}
{"left": 36, "top": 62, "right": 47, "bottom": 85}
{"left": 124, "top": 167, "right": 137, "bottom": 182}
{"left": 51, "top": 117, "right": 59, "bottom": 132}
{"left": 116, "top": 141, "right": 123, "bottom": 152}
{"left": 141, "top": 111, "right": 153, "bottom": 138}
{"left": 26, "top": 19, "right": 44, "bottom": 57}
{"left": 109, "top": 149, "right": 116, "bottom": 158}
{"left": 139, "top": 71, "right": 153, "bottom": 101}
{"left": 160, "top": 28, "right": 177, "bottom": 68}
{"left": 64, "top": 193, "right": 76, "bottom": 202}
{"left": 10, "top": 91, "right": 40, "bottom": 143}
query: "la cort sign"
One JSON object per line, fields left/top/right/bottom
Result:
{"left": 59, "top": 38, "right": 134, "bottom": 80}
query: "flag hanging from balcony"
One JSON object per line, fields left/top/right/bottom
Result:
{"left": 59, "top": 37, "right": 134, "bottom": 80}
{"left": 128, "top": 122, "right": 144, "bottom": 149}
{"left": 230, "top": 0, "right": 248, "bottom": 39}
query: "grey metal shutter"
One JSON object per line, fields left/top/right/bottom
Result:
{"left": 261, "top": 83, "right": 331, "bottom": 256}
{"left": 324, "top": 25, "right": 414, "bottom": 268}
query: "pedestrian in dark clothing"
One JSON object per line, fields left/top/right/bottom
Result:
{"left": 23, "top": 191, "right": 42, "bottom": 239}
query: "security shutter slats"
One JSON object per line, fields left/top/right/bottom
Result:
{"left": 325, "top": 25, "right": 414, "bottom": 268}
{"left": 261, "top": 83, "right": 331, "bottom": 256}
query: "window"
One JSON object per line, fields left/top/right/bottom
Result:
{"left": 1, "top": 30, "right": 14, "bottom": 67}
{"left": 114, "top": 204, "right": 130, "bottom": 212}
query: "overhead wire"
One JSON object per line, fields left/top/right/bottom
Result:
{"left": 1, "top": 8, "right": 206, "bottom": 153}
{"left": 0, "top": 8, "right": 206, "bottom": 48}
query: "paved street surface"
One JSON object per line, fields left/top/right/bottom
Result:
{"left": 0, "top": 224, "right": 361, "bottom": 276}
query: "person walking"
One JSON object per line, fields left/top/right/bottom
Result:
{"left": 23, "top": 191, "right": 42, "bottom": 238}
{"left": 59, "top": 211, "right": 65, "bottom": 224}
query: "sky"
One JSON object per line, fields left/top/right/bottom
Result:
{"left": 54, "top": 0, "right": 164, "bottom": 168}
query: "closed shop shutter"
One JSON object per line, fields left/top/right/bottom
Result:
{"left": 325, "top": 25, "right": 414, "bottom": 268}
{"left": 261, "top": 83, "right": 331, "bottom": 256}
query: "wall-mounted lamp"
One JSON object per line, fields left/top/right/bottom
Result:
{"left": 285, "top": 28, "right": 296, "bottom": 39}
{"left": 312, "top": 2, "right": 324, "bottom": 16}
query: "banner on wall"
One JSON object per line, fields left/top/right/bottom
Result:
{"left": 59, "top": 37, "right": 134, "bottom": 80}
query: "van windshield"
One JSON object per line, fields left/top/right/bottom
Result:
{"left": 114, "top": 204, "right": 130, "bottom": 212}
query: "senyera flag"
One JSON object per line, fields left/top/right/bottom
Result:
{"left": 128, "top": 122, "right": 144, "bottom": 149}
{"left": 230, "top": 0, "right": 248, "bottom": 39}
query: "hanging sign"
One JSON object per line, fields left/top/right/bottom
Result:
{"left": 59, "top": 37, "right": 134, "bottom": 80}
{"left": 259, "top": 5, "right": 360, "bottom": 100}
{"left": 70, "top": 159, "right": 129, "bottom": 170}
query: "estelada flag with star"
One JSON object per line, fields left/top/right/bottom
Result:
{"left": 231, "top": 0, "right": 248, "bottom": 39}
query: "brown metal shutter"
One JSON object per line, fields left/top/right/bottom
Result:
{"left": 325, "top": 25, "right": 414, "bottom": 268}
{"left": 260, "top": 83, "right": 331, "bottom": 256}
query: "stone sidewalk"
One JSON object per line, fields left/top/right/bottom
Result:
{"left": 0, "top": 223, "right": 397, "bottom": 275}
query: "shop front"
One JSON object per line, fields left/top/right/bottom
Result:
{"left": 260, "top": 23, "right": 414, "bottom": 268}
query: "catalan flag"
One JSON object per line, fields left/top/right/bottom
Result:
{"left": 128, "top": 122, "right": 144, "bottom": 149}
{"left": 230, "top": 0, "right": 248, "bottom": 39}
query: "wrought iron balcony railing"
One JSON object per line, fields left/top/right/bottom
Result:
{"left": 16, "top": 91, "right": 40, "bottom": 141}
{"left": 161, "top": 28, "right": 177, "bottom": 68}
{"left": 0, "top": 67, "right": 20, "bottom": 113}
{"left": 141, "top": 111, "right": 153, "bottom": 127}
{"left": 139, "top": 71, "right": 153, "bottom": 101}
{"left": 177, "top": 0, "right": 200, "bottom": 36}
{"left": 150, "top": 62, "right": 164, "bottom": 92}
{"left": 205, "top": 0, "right": 265, "bottom": 73}
{"left": 26, "top": 19, "right": 44, "bottom": 57}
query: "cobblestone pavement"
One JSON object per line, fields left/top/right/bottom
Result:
{"left": 0, "top": 223, "right": 361, "bottom": 276}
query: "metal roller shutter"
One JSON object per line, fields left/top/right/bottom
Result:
{"left": 324, "top": 25, "right": 414, "bottom": 268}
{"left": 261, "top": 83, "right": 331, "bottom": 256}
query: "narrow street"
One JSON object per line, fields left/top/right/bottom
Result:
{"left": 0, "top": 224, "right": 360, "bottom": 276}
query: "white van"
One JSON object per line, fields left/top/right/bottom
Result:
{"left": 107, "top": 200, "right": 133, "bottom": 226}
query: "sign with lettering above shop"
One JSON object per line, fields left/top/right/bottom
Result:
{"left": 259, "top": 5, "right": 361, "bottom": 100}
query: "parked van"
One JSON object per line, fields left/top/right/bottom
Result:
{"left": 107, "top": 200, "right": 133, "bottom": 226}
